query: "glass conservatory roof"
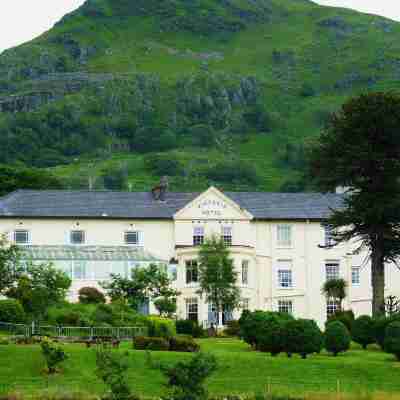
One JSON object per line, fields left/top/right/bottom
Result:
{"left": 20, "top": 246, "right": 164, "bottom": 262}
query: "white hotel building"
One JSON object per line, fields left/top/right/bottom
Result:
{"left": 1, "top": 186, "right": 399, "bottom": 327}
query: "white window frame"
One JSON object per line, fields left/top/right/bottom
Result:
{"left": 325, "top": 262, "right": 340, "bottom": 281}
{"left": 241, "top": 260, "right": 249, "bottom": 285}
{"left": 193, "top": 226, "right": 204, "bottom": 246}
{"left": 221, "top": 226, "right": 233, "bottom": 246}
{"left": 352, "top": 266, "right": 361, "bottom": 286}
{"left": 70, "top": 230, "right": 85, "bottom": 245}
{"left": 14, "top": 230, "right": 30, "bottom": 245}
{"left": 124, "top": 231, "right": 141, "bottom": 246}
{"left": 185, "top": 260, "right": 198, "bottom": 285}
{"left": 278, "top": 299, "right": 293, "bottom": 315}
{"left": 277, "top": 224, "right": 292, "bottom": 248}
{"left": 278, "top": 269, "right": 293, "bottom": 289}
{"left": 186, "top": 298, "right": 198, "bottom": 321}
{"left": 326, "top": 298, "right": 340, "bottom": 318}
{"left": 323, "top": 225, "right": 336, "bottom": 247}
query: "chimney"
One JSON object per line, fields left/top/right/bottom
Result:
{"left": 151, "top": 176, "right": 169, "bottom": 201}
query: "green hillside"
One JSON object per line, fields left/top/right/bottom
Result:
{"left": 1, "top": 0, "right": 400, "bottom": 191}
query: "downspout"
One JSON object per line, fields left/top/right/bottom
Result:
{"left": 304, "top": 219, "right": 310, "bottom": 318}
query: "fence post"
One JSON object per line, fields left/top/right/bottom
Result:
{"left": 268, "top": 377, "right": 272, "bottom": 395}
{"left": 337, "top": 379, "right": 341, "bottom": 400}
{"left": 31, "top": 321, "right": 35, "bottom": 337}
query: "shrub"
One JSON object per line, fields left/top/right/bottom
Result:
{"left": 41, "top": 337, "right": 68, "bottom": 374}
{"left": 133, "top": 336, "right": 170, "bottom": 351}
{"left": 239, "top": 310, "right": 293, "bottom": 350}
{"left": 96, "top": 348, "right": 132, "bottom": 400}
{"left": 0, "top": 337, "right": 10, "bottom": 345}
{"left": 324, "top": 321, "right": 351, "bottom": 356}
{"left": 0, "top": 300, "right": 25, "bottom": 323}
{"left": 78, "top": 287, "right": 106, "bottom": 304}
{"left": 145, "top": 154, "right": 183, "bottom": 176}
{"left": 257, "top": 315, "right": 287, "bottom": 356}
{"left": 284, "top": 319, "right": 323, "bottom": 359}
{"left": 176, "top": 319, "right": 204, "bottom": 338}
{"left": 161, "top": 352, "right": 217, "bottom": 400}
{"left": 169, "top": 337, "right": 200, "bottom": 353}
{"left": 147, "top": 316, "right": 176, "bottom": 338}
{"left": 352, "top": 315, "right": 376, "bottom": 349}
{"left": 374, "top": 314, "right": 400, "bottom": 349}
{"left": 384, "top": 321, "right": 400, "bottom": 361}
{"left": 224, "top": 320, "right": 240, "bottom": 337}
{"left": 327, "top": 310, "right": 355, "bottom": 333}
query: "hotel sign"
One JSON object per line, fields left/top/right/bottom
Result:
{"left": 197, "top": 199, "right": 227, "bottom": 217}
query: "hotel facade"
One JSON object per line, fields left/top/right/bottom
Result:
{"left": 1, "top": 186, "right": 399, "bottom": 327}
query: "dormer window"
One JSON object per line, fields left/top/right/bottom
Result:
{"left": 193, "top": 226, "right": 204, "bottom": 246}
{"left": 70, "top": 230, "right": 85, "bottom": 245}
{"left": 14, "top": 230, "right": 29, "bottom": 245}
{"left": 221, "top": 226, "right": 232, "bottom": 246}
{"left": 125, "top": 231, "right": 140, "bottom": 246}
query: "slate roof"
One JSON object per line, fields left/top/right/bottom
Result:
{"left": 0, "top": 190, "right": 344, "bottom": 220}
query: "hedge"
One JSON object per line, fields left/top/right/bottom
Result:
{"left": 384, "top": 321, "right": 400, "bottom": 361}
{"left": 147, "top": 316, "right": 176, "bottom": 338}
{"left": 325, "top": 321, "right": 351, "bottom": 356}
{"left": 352, "top": 315, "right": 375, "bottom": 349}
{"left": 169, "top": 337, "right": 200, "bottom": 352}
{"left": 133, "top": 336, "right": 170, "bottom": 351}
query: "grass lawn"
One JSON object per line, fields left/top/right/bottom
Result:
{"left": 0, "top": 339, "right": 399, "bottom": 397}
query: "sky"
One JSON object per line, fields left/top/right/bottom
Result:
{"left": 0, "top": 0, "right": 400, "bottom": 53}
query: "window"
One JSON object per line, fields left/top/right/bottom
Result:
{"left": 168, "top": 264, "right": 177, "bottom": 281}
{"left": 14, "top": 230, "right": 29, "bottom": 244}
{"left": 241, "top": 260, "right": 249, "bottom": 285}
{"left": 352, "top": 266, "right": 360, "bottom": 285}
{"left": 193, "top": 226, "right": 204, "bottom": 246}
{"left": 125, "top": 231, "right": 140, "bottom": 245}
{"left": 277, "top": 260, "right": 293, "bottom": 288}
{"left": 277, "top": 225, "right": 292, "bottom": 247}
{"left": 278, "top": 269, "right": 293, "bottom": 288}
{"left": 186, "top": 260, "right": 198, "bottom": 284}
{"left": 70, "top": 230, "right": 85, "bottom": 245}
{"left": 278, "top": 300, "right": 293, "bottom": 315}
{"left": 186, "top": 298, "right": 198, "bottom": 321}
{"left": 73, "top": 261, "right": 87, "bottom": 280}
{"left": 241, "top": 298, "right": 250, "bottom": 310}
{"left": 324, "top": 225, "right": 336, "bottom": 247}
{"left": 325, "top": 262, "right": 340, "bottom": 281}
{"left": 326, "top": 299, "right": 339, "bottom": 317}
{"left": 221, "top": 226, "right": 232, "bottom": 246}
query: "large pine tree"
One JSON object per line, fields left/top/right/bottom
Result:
{"left": 308, "top": 92, "right": 400, "bottom": 316}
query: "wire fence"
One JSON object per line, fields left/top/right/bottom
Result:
{"left": 0, "top": 322, "right": 147, "bottom": 339}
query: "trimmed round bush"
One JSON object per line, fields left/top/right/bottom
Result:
{"left": 384, "top": 321, "right": 400, "bottom": 361}
{"left": 239, "top": 310, "right": 293, "bottom": 350}
{"left": 352, "top": 315, "right": 375, "bottom": 349}
{"left": 374, "top": 314, "right": 400, "bottom": 349}
{"left": 0, "top": 299, "right": 25, "bottom": 323}
{"left": 78, "top": 287, "right": 106, "bottom": 304}
{"left": 325, "top": 321, "right": 351, "bottom": 356}
{"left": 327, "top": 310, "right": 355, "bottom": 333}
{"left": 284, "top": 319, "right": 323, "bottom": 359}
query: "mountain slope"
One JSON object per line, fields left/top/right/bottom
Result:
{"left": 1, "top": 0, "right": 400, "bottom": 191}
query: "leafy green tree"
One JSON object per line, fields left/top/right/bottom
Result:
{"left": 96, "top": 348, "right": 133, "bottom": 400}
{"left": 102, "top": 264, "right": 180, "bottom": 315}
{"left": 0, "top": 299, "right": 25, "bottom": 323}
{"left": 0, "top": 235, "right": 23, "bottom": 295}
{"left": 197, "top": 237, "right": 240, "bottom": 327}
{"left": 308, "top": 92, "right": 400, "bottom": 316}
{"left": 322, "top": 279, "right": 348, "bottom": 312}
{"left": 41, "top": 338, "right": 68, "bottom": 374}
{"left": 6, "top": 263, "right": 71, "bottom": 317}
{"left": 352, "top": 315, "right": 376, "bottom": 349}
{"left": 101, "top": 165, "right": 129, "bottom": 191}
{"left": 324, "top": 321, "right": 351, "bottom": 356}
{"left": 161, "top": 352, "right": 217, "bottom": 400}
{"left": 0, "top": 164, "right": 63, "bottom": 196}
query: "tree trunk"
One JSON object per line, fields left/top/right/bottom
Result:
{"left": 371, "top": 243, "right": 385, "bottom": 317}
